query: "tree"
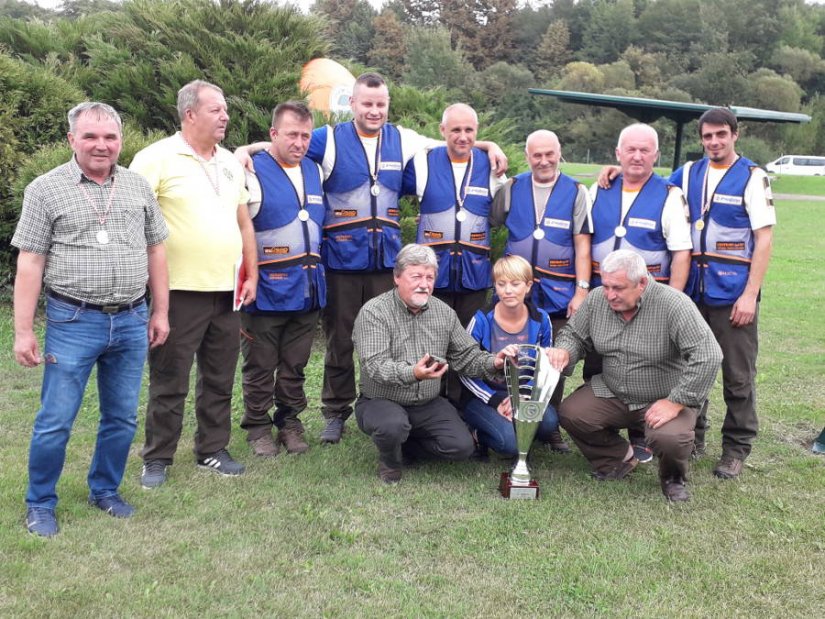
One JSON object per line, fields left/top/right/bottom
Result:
{"left": 579, "top": 0, "right": 638, "bottom": 64}
{"left": 534, "top": 19, "right": 572, "bottom": 83}
{"left": 402, "top": 26, "right": 475, "bottom": 93}
{"left": 367, "top": 9, "right": 408, "bottom": 82}
{"left": 312, "top": 0, "right": 376, "bottom": 64}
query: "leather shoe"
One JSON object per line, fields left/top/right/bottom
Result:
{"left": 713, "top": 455, "right": 744, "bottom": 479}
{"left": 591, "top": 457, "right": 638, "bottom": 481}
{"left": 545, "top": 430, "right": 571, "bottom": 454}
{"left": 378, "top": 461, "right": 402, "bottom": 484}
{"left": 660, "top": 477, "right": 690, "bottom": 502}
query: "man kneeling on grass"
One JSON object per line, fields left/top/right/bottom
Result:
{"left": 546, "top": 250, "right": 722, "bottom": 502}
{"left": 352, "top": 244, "right": 516, "bottom": 483}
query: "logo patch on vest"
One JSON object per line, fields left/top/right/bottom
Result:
{"left": 424, "top": 230, "right": 444, "bottom": 240}
{"left": 388, "top": 208, "right": 400, "bottom": 217}
{"left": 715, "top": 194, "right": 743, "bottom": 206}
{"left": 334, "top": 209, "right": 357, "bottom": 218}
{"left": 646, "top": 264, "right": 661, "bottom": 273}
{"left": 548, "top": 259, "right": 571, "bottom": 268}
{"left": 465, "top": 186, "right": 488, "bottom": 197}
{"left": 469, "top": 232, "right": 486, "bottom": 242}
{"left": 268, "top": 272, "right": 287, "bottom": 280}
{"left": 627, "top": 217, "right": 656, "bottom": 230}
{"left": 543, "top": 218, "right": 570, "bottom": 230}
{"left": 379, "top": 161, "right": 402, "bottom": 171}
{"left": 306, "top": 194, "right": 323, "bottom": 205}
{"left": 716, "top": 241, "right": 746, "bottom": 251}
{"left": 263, "top": 246, "right": 289, "bottom": 255}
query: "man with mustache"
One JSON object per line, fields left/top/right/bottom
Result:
{"left": 238, "top": 101, "right": 325, "bottom": 457}
{"left": 131, "top": 80, "right": 258, "bottom": 488}
{"left": 352, "top": 244, "right": 516, "bottom": 483}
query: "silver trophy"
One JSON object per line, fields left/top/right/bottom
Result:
{"left": 499, "top": 344, "right": 560, "bottom": 499}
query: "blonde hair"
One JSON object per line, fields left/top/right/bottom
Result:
{"left": 493, "top": 255, "right": 533, "bottom": 284}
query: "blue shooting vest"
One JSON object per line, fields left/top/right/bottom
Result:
{"left": 416, "top": 147, "right": 493, "bottom": 292}
{"left": 322, "top": 122, "right": 403, "bottom": 272}
{"left": 247, "top": 153, "right": 326, "bottom": 313}
{"left": 683, "top": 157, "right": 758, "bottom": 306}
{"left": 591, "top": 174, "right": 672, "bottom": 287}
{"left": 505, "top": 171, "right": 581, "bottom": 316}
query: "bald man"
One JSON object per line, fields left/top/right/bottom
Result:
{"left": 490, "top": 129, "right": 592, "bottom": 452}
{"left": 403, "top": 103, "right": 506, "bottom": 326}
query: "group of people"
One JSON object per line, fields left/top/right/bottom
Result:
{"left": 12, "top": 71, "right": 780, "bottom": 538}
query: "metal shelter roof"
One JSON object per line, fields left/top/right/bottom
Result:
{"left": 528, "top": 88, "right": 811, "bottom": 169}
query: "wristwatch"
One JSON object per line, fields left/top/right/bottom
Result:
{"left": 576, "top": 280, "right": 590, "bottom": 290}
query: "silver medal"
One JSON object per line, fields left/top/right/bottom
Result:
{"left": 614, "top": 225, "right": 627, "bottom": 238}
{"left": 370, "top": 184, "right": 380, "bottom": 197}
{"left": 298, "top": 209, "right": 310, "bottom": 222}
{"left": 97, "top": 229, "right": 110, "bottom": 244}
{"left": 533, "top": 228, "right": 545, "bottom": 240}
{"left": 456, "top": 210, "right": 467, "bottom": 222}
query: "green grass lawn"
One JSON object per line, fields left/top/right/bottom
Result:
{"left": 1, "top": 184, "right": 824, "bottom": 617}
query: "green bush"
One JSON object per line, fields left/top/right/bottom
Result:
{"left": 0, "top": 51, "right": 85, "bottom": 278}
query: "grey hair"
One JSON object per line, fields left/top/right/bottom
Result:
{"left": 617, "top": 123, "right": 658, "bottom": 151}
{"left": 600, "top": 249, "right": 648, "bottom": 284}
{"left": 68, "top": 102, "right": 122, "bottom": 134}
{"left": 177, "top": 79, "right": 224, "bottom": 123}
{"left": 525, "top": 129, "right": 560, "bottom": 151}
{"left": 441, "top": 103, "right": 478, "bottom": 126}
{"left": 394, "top": 244, "right": 438, "bottom": 277}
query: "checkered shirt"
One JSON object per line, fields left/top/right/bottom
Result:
{"left": 353, "top": 289, "right": 500, "bottom": 406}
{"left": 12, "top": 157, "right": 168, "bottom": 304}
{"left": 556, "top": 280, "right": 722, "bottom": 410}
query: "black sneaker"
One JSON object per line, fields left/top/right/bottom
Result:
{"left": 197, "top": 449, "right": 245, "bottom": 476}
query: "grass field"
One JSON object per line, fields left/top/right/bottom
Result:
{"left": 1, "top": 178, "right": 824, "bottom": 617}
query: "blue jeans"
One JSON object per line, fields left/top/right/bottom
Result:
{"left": 26, "top": 297, "right": 149, "bottom": 509}
{"left": 462, "top": 397, "right": 559, "bottom": 457}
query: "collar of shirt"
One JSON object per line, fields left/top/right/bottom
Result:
{"left": 68, "top": 155, "right": 116, "bottom": 185}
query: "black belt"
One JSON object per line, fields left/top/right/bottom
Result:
{"left": 46, "top": 289, "right": 145, "bottom": 314}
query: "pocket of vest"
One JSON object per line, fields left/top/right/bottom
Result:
{"left": 381, "top": 226, "right": 401, "bottom": 269}
{"left": 460, "top": 250, "right": 492, "bottom": 291}
{"left": 323, "top": 227, "right": 370, "bottom": 270}
{"left": 255, "top": 265, "right": 312, "bottom": 312}
{"left": 703, "top": 259, "right": 749, "bottom": 305}
{"left": 538, "top": 277, "right": 575, "bottom": 315}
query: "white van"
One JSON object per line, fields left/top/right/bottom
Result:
{"left": 765, "top": 155, "right": 825, "bottom": 176}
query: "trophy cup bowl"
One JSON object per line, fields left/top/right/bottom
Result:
{"left": 499, "top": 345, "right": 560, "bottom": 500}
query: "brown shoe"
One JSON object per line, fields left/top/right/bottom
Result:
{"left": 661, "top": 477, "right": 690, "bottom": 502}
{"left": 277, "top": 427, "right": 309, "bottom": 454}
{"left": 378, "top": 461, "right": 402, "bottom": 484}
{"left": 592, "top": 457, "right": 638, "bottom": 481}
{"left": 545, "top": 430, "right": 571, "bottom": 454}
{"left": 248, "top": 432, "right": 279, "bottom": 458}
{"left": 713, "top": 455, "right": 744, "bottom": 479}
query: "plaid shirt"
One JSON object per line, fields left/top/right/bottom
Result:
{"left": 12, "top": 157, "right": 168, "bottom": 304}
{"left": 556, "top": 280, "right": 722, "bottom": 410}
{"left": 353, "top": 289, "right": 500, "bottom": 406}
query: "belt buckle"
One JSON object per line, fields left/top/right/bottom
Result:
{"left": 101, "top": 304, "right": 120, "bottom": 314}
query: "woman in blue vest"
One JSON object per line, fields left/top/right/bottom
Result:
{"left": 460, "top": 255, "right": 559, "bottom": 457}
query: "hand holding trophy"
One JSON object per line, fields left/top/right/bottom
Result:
{"left": 499, "top": 345, "right": 560, "bottom": 499}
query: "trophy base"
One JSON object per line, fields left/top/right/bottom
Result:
{"left": 499, "top": 472, "right": 540, "bottom": 500}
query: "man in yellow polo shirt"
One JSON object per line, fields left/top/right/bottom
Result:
{"left": 131, "top": 79, "right": 258, "bottom": 488}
